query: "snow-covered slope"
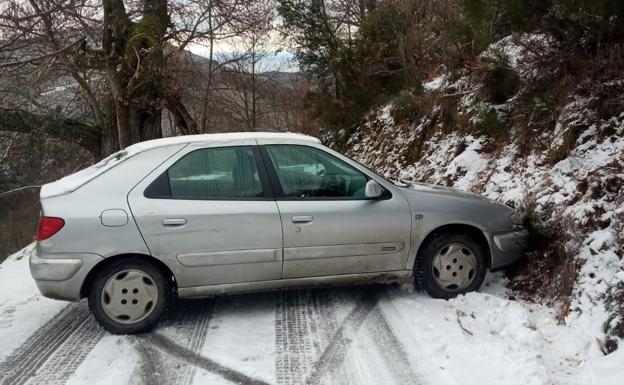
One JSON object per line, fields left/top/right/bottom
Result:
{"left": 329, "top": 33, "right": 624, "bottom": 371}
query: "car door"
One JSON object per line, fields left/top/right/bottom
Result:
{"left": 128, "top": 141, "right": 283, "bottom": 288}
{"left": 259, "top": 142, "right": 412, "bottom": 278}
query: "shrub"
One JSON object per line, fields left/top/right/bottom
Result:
{"left": 472, "top": 103, "right": 510, "bottom": 138}
{"left": 460, "top": 0, "right": 551, "bottom": 52}
{"left": 506, "top": 198, "right": 583, "bottom": 316}
{"left": 481, "top": 55, "right": 521, "bottom": 104}
{"left": 0, "top": 191, "right": 39, "bottom": 262}
{"left": 604, "top": 282, "right": 624, "bottom": 340}
{"left": 548, "top": 144, "right": 568, "bottom": 164}
{"left": 391, "top": 92, "right": 424, "bottom": 124}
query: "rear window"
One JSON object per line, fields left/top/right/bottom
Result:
{"left": 144, "top": 146, "right": 267, "bottom": 200}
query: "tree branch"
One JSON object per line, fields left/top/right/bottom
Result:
{"left": 0, "top": 109, "right": 101, "bottom": 155}
{"left": 0, "top": 37, "right": 85, "bottom": 68}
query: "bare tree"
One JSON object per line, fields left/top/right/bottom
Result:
{"left": 168, "top": 0, "right": 277, "bottom": 133}
{"left": 192, "top": 0, "right": 277, "bottom": 132}
{"left": 0, "top": 0, "right": 309, "bottom": 149}
{"left": 0, "top": 0, "right": 116, "bottom": 154}
{"left": 0, "top": 0, "right": 230, "bottom": 148}
{"left": 389, "top": 0, "right": 466, "bottom": 85}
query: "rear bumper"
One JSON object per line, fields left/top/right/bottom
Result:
{"left": 30, "top": 250, "right": 103, "bottom": 301}
{"left": 486, "top": 228, "right": 529, "bottom": 270}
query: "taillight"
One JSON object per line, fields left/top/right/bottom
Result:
{"left": 37, "top": 216, "right": 65, "bottom": 240}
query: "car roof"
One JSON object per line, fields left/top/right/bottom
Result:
{"left": 127, "top": 131, "right": 320, "bottom": 153}
{"left": 40, "top": 132, "right": 321, "bottom": 199}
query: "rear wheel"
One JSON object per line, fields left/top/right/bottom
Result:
{"left": 415, "top": 232, "right": 487, "bottom": 299}
{"left": 88, "top": 258, "right": 170, "bottom": 334}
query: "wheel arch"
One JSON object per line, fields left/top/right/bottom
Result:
{"left": 415, "top": 223, "right": 492, "bottom": 269}
{"left": 80, "top": 253, "right": 177, "bottom": 298}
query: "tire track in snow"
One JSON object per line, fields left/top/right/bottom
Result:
{"left": 275, "top": 290, "right": 317, "bottom": 385}
{"left": 311, "top": 290, "right": 355, "bottom": 385}
{"left": 278, "top": 286, "right": 420, "bottom": 385}
{"left": 0, "top": 302, "right": 104, "bottom": 385}
{"left": 365, "top": 308, "right": 419, "bottom": 385}
{"left": 303, "top": 289, "right": 378, "bottom": 385}
{"left": 133, "top": 337, "right": 171, "bottom": 385}
{"left": 275, "top": 289, "right": 353, "bottom": 385}
{"left": 130, "top": 299, "right": 215, "bottom": 385}
{"left": 145, "top": 333, "right": 271, "bottom": 385}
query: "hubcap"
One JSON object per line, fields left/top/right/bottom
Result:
{"left": 432, "top": 243, "right": 477, "bottom": 291}
{"left": 101, "top": 269, "right": 159, "bottom": 324}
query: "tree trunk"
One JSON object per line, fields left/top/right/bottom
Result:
{"left": 200, "top": 6, "right": 215, "bottom": 133}
{"left": 102, "top": 0, "right": 195, "bottom": 148}
{"left": 100, "top": 115, "right": 119, "bottom": 156}
{"left": 115, "top": 98, "right": 132, "bottom": 149}
{"left": 166, "top": 97, "right": 197, "bottom": 135}
{"left": 130, "top": 108, "right": 162, "bottom": 143}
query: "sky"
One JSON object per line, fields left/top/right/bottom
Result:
{"left": 184, "top": 27, "right": 300, "bottom": 73}
{"left": 186, "top": 42, "right": 300, "bottom": 73}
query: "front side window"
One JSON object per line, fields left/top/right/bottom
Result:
{"left": 265, "top": 145, "right": 368, "bottom": 199}
{"left": 145, "top": 146, "right": 265, "bottom": 199}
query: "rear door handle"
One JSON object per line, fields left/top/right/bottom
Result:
{"left": 292, "top": 215, "right": 314, "bottom": 223}
{"left": 162, "top": 218, "right": 187, "bottom": 226}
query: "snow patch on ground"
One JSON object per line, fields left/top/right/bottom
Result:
{"left": 0, "top": 244, "right": 66, "bottom": 361}
{"left": 384, "top": 286, "right": 623, "bottom": 385}
{"left": 481, "top": 33, "right": 555, "bottom": 70}
{"left": 64, "top": 335, "right": 138, "bottom": 385}
{"left": 423, "top": 75, "right": 447, "bottom": 92}
{"left": 199, "top": 293, "right": 277, "bottom": 384}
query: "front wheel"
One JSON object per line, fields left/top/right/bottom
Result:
{"left": 88, "top": 258, "right": 170, "bottom": 334}
{"left": 415, "top": 232, "right": 487, "bottom": 299}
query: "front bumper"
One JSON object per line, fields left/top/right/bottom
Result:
{"left": 30, "top": 250, "right": 103, "bottom": 301}
{"left": 486, "top": 228, "right": 529, "bottom": 270}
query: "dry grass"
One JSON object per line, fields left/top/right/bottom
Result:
{"left": 0, "top": 190, "right": 39, "bottom": 262}
{"left": 505, "top": 199, "right": 583, "bottom": 316}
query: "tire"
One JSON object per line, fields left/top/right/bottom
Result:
{"left": 415, "top": 231, "right": 487, "bottom": 299}
{"left": 88, "top": 258, "right": 170, "bottom": 334}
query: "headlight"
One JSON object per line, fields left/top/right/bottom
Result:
{"left": 509, "top": 212, "right": 523, "bottom": 226}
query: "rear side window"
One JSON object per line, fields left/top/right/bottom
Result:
{"left": 145, "top": 146, "right": 266, "bottom": 200}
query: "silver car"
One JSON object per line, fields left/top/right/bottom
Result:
{"left": 30, "top": 132, "right": 527, "bottom": 334}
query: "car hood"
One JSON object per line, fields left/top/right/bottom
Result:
{"left": 396, "top": 180, "right": 512, "bottom": 210}
{"left": 393, "top": 180, "right": 515, "bottom": 230}
{"left": 397, "top": 181, "right": 486, "bottom": 200}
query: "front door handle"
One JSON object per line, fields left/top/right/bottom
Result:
{"left": 162, "top": 218, "right": 187, "bottom": 226}
{"left": 292, "top": 215, "right": 314, "bottom": 223}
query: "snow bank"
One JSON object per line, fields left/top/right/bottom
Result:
{"left": 383, "top": 282, "right": 624, "bottom": 385}
{"left": 334, "top": 33, "right": 624, "bottom": 375}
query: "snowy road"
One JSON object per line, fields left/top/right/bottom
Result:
{"left": 0, "top": 286, "right": 419, "bottom": 385}
{"left": 0, "top": 246, "right": 622, "bottom": 385}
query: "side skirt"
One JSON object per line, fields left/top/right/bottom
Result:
{"left": 177, "top": 270, "right": 414, "bottom": 299}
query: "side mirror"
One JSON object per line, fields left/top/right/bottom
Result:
{"left": 365, "top": 180, "right": 383, "bottom": 199}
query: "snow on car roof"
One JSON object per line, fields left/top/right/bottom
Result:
{"left": 40, "top": 132, "right": 320, "bottom": 199}
{"left": 127, "top": 131, "right": 321, "bottom": 150}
